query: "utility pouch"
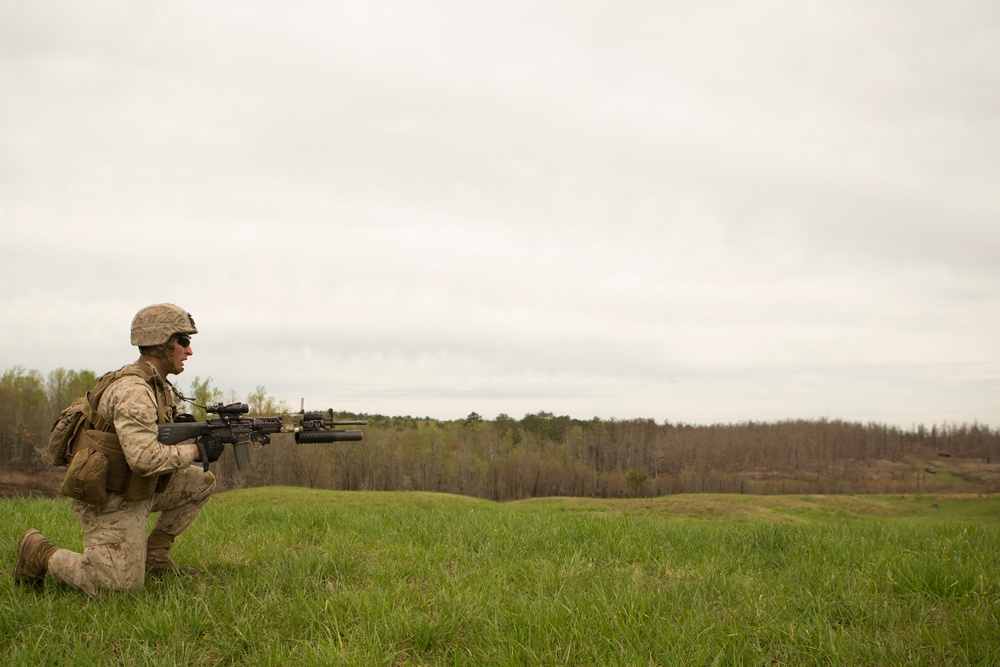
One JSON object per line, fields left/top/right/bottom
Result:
{"left": 82, "top": 429, "right": 161, "bottom": 502}
{"left": 60, "top": 446, "right": 110, "bottom": 505}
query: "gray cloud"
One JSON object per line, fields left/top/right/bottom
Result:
{"left": 2, "top": 1, "right": 997, "bottom": 427}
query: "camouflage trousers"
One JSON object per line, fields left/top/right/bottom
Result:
{"left": 47, "top": 466, "right": 216, "bottom": 596}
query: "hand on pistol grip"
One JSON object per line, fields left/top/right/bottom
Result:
{"left": 195, "top": 436, "right": 225, "bottom": 471}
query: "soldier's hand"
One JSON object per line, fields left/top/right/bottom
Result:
{"left": 196, "top": 436, "right": 225, "bottom": 463}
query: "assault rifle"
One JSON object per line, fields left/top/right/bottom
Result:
{"left": 157, "top": 402, "right": 366, "bottom": 471}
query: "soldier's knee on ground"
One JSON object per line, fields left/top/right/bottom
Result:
{"left": 88, "top": 542, "right": 147, "bottom": 593}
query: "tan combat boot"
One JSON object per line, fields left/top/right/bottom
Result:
{"left": 145, "top": 528, "right": 198, "bottom": 576}
{"left": 14, "top": 529, "right": 58, "bottom": 586}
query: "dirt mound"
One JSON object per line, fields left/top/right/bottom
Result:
{"left": 0, "top": 467, "right": 63, "bottom": 498}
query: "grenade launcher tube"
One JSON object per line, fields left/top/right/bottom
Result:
{"left": 296, "top": 430, "right": 363, "bottom": 443}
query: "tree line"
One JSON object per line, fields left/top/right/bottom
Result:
{"left": 2, "top": 366, "right": 998, "bottom": 499}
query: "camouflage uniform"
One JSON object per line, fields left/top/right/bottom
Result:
{"left": 45, "top": 361, "right": 215, "bottom": 596}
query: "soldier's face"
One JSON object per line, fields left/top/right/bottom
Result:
{"left": 171, "top": 335, "right": 193, "bottom": 373}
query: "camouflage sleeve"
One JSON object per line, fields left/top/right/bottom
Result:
{"left": 97, "top": 375, "right": 197, "bottom": 476}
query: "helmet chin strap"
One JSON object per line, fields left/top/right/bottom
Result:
{"left": 149, "top": 340, "right": 184, "bottom": 375}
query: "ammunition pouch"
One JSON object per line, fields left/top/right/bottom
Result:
{"left": 60, "top": 429, "right": 171, "bottom": 504}
{"left": 60, "top": 446, "right": 110, "bottom": 506}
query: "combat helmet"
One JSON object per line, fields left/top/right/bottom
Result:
{"left": 130, "top": 303, "right": 198, "bottom": 347}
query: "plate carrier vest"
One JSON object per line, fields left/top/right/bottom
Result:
{"left": 66, "top": 361, "right": 176, "bottom": 501}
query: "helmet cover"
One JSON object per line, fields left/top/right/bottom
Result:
{"left": 130, "top": 303, "right": 198, "bottom": 347}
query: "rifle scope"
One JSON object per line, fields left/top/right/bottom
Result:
{"left": 207, "top": 402, "right": 250, "bottom": 417}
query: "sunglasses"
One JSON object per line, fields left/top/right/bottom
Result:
{"left": 174, "top": 335, "right": 192, "bottom": 348}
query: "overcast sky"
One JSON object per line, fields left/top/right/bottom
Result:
{"left": 2, "top": 1, "right": 998, "bottom": 427}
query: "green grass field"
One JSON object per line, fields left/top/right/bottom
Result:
{"left": 2, "top": 489, "right": 998, "bottom": 666}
